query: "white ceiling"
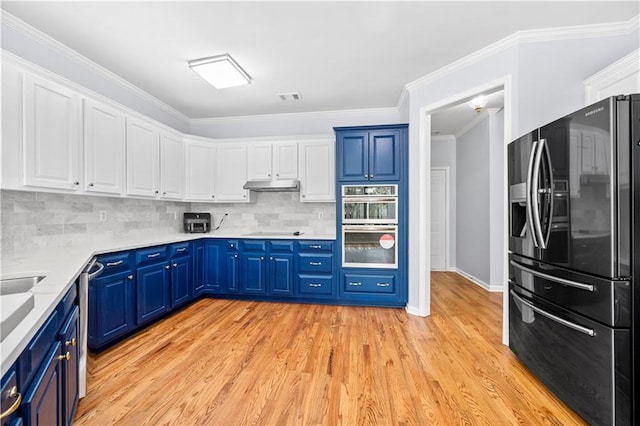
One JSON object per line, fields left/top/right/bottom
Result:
{"left": 1, "top": 2, "right": 637, "bottom": 121}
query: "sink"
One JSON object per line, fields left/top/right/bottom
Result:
{"left": 1, "top": 293, "right": 35, "bottom": 341}
{"left": 0, "top": 275, "right": 45, "bottom": 295}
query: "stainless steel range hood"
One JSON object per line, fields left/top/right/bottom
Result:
{"left": 242, "top": 179, "right": 300, "bottom": 192}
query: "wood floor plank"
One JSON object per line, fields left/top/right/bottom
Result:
{"left": 74, "top": 272, "right": 587, "bottom": 425}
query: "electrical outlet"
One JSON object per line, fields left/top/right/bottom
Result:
{"left": 99, "top": 210, "right": 108, "bottom": 222}
{"left": 318, "top": 210, "right": 325, "bottom": 220}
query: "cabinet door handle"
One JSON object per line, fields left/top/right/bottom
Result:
{"left": 154, "top": 190, "right": 159, "bottom": 194}
{"left": 0, "top": 386, "right": 21, "bottom": 420}
{"left": 128, "top": 275, "right": 134, "bottom": 280}
{"left": 88, "top": 183, "right": 94, "bottom": 187}
{"left": 234, "top": 254, "right": 238, "bottom": 258}
{"left": 57, "top": 352, "right": 71, "bottom": 361}
{"left": 261, "top": 257, "right": 264, "bottom": 260}
{"left": 364, "top": 174, "right": 369, "bottom": 178}
{"left": 270, "top": 257, "right": 273, "bottom": 260}
{"left": 376, "top": 282, "right": 390, "bottom": 287}
{"left": 309, "top": 245, "right": 322, "bottom": 249}
{"left": 148, "top": 253, "right": 161, "bottom": 258}
{"left": 172, "top": 263, "right": 178, "bottom": 268}
{"left": 309, "top": 283, "right": 322, "bottom": 287}
{"left": 309, "top": 262, "right": 322, "bottom": 266}
{"left": 65, "top": 338, "right": 76, "bottom": 346}
{"left": 349, "top": 282, "right": 362, "bottom": 286}
{"left": 106, "top": 260, "right": 123, "bottom": 267}
{"left": 73, "top": 181, "right": 80, "bottom": 186}
{"left": 165, "top": 265, "right": 171, "bottom": 270}
{"left": 177, "top": 247, "right": 187, "bottom": 252}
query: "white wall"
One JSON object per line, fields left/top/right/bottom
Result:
{"left": 406, "top": 24, "right": 639, "bottom": 316}
{"left": 456, "top": 117, "right": 491, "bottom": 285}
{"left": 430, "top": 135, "right": 456, "bottom": 269}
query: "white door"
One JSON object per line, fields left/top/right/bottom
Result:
{"left": 247, "top": 143, "right": 273, "bottom": 180}
{"left": 23, "top": 74, "right": 80, "bottom": 190}
{"left": 299, "top": 139, "right": 335, "bottom": 202}
{"left": 431, "top": 168, "right": 448, "bottom": 270}
{"left": 214, "top": 143, "right": 249, "bottom": 202}
{"left": 126, "top": 118, "right": 159, "bottom": 197}
{"left": 159, "top": 131, "right": 183, "bottom": 199}
{"left": 183, "top": 140, "right": 215, "bottom": 201}
{"left": 83, "top": 99, "right": 125, "bottom": 194}
{"left": 273, "top": 141, "right": 298, "bottom": 179}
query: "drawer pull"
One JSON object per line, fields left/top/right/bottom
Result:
{"left": 349, "top": 282, "right": 362, "bottom": 286}
{"left": 65, "top": 338, "right": 76, "bottom": 346}
{"left": 128, "top": 275, "right": 134, "bottom": 280}
{"left": 309, "top": 245, "right": 322, "bottom": 249}
{"left": 309, "top": 283, "right": 322, "bottom": 287}
{"left": 0, "top": 386, "right": 21, "bottom": 420}
{"left": 106, "top": 260, "right": 123, "bottom": 267}
{"left": 177, "top": 247, "right": 187, "bottom": 252}
{"left": 376, "top": 282, "right": 390, "bottom": 287}
{"left": 309, "top": 262, "right": 322, "bottom": 266}
{"left": 165, "top": 265, "right": 171, "bottom": 270}
{"left": 148, "top": 253, "right": 161, "bottom": 258}
{"left": 57, "top": 352, "right": 71, "bottom": 361}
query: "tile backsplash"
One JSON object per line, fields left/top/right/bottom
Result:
{"left": 1, "top": 190, "right": 336, "bottom": 257}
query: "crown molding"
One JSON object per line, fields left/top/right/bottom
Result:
{"left": 0, "top": 10, "right": 190, "bottom": 124}
{"left": 190, "top": 106, "right": 401, "bottom": 126}
{"left": 402, "top": 14, "right": 639, "bottom": 98}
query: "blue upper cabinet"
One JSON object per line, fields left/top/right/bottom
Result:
{"left": 336, "top": 125, "right": 405, "bottom": 182}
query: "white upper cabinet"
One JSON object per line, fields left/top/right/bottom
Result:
{"left": 299, "top": 139, "right": 335, "bottom": 202}
{"left": 183, "top": 139, "right": 215, "bottom": 201}
{"left": 160, "top": 131, "right": 183, "bottom": 199}
{"left": 126, "top": 117, "right": 159, "bottom": 198}
{"left": 214, "top": 143, "right": 249, "bottom": 202}
{"left": 83, "top": 99, "right": 125, "bottom": 195}
{"left": 23, "top": 73, "right": 81, "bottom": 190}
{"left": 247, "top": 141, "right": 298, "bottom": 181}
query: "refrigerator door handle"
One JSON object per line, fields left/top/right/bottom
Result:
{"left": 510, "top": 260, "right": 595, "bottom": 292}
{"left": 539, "top": 139, "right": 554, "bottom": 248}
{"left": 526, "top": 141, "right": 539, "bottom": 247}
{"left": 531, "top": 139, "right": 546, "bottom": 248}
{"left": 510, "top": 290, "right": 596, "bottom": 336}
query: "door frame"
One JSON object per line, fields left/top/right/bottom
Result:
{"left": 430, "top": 167, "right": 450, "bottom": 271}
{"left": 411, "top": 75, "right": 513, "bottom": 346}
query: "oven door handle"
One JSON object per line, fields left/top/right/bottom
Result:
{"left": 510, "top": 260, "right": 594, "bottom": 292}
{"left": 510, "top": 290, "right": 595, "bottom": 336}
{"left": 342, "top": 225, "right": 397, "bottom": 231}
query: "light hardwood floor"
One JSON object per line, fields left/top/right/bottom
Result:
{"left": 74, "top": 272, "right": 586, "bottom": 425}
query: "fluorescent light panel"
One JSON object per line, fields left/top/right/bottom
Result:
{"left": 188, "top": 54, "right": 252, "bottom": 89}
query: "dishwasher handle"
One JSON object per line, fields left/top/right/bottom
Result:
{"left": 87, "top": 261, "right": 104, "bottom": 280}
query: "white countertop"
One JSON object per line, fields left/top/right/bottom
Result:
{"left": 0, "top": 231, "right": 335, "bottom": 376}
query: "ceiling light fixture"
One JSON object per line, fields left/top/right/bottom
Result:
{"left": 468, "top": 95, "right": 488, "bottom": 113}
{"left": 188, "top": 54, "right": 252, "bottom": 89}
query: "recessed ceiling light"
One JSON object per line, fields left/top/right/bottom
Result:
{"left": 188, "top": 54, "right": 252, "bottom": 89}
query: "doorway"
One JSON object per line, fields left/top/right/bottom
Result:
{"left": 430, "top": 168, "right": 448, "bottom": 270}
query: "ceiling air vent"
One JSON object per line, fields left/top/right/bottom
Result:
{"left": 277, "top": 92, "right": 301, "bottom": 101}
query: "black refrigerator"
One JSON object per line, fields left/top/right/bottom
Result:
{"left": 508, "top": 94, "right": 639, "bottom": 425}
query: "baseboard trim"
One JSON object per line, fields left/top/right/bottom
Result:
{"left": 405, "top": 305, "right": 428, "bottom": 317}
{"left": 454, "top": 269, "right": 503, "bottom": 292}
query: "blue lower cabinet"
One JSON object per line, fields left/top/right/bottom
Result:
{"left": 204, "top": 241, "right": 225, "bottom": 293}
{"left": 226, "top": 252, "right": 240, "bottom": 293}
{"left": 23, "top": 342, "right": 63, "bottom": 426}
{"left": 298, "top": 275, "right": 333, "bottom": 296}
{"left": 170, "top": 256, "right": 192, "bottom": 308}
{"left": 340, "top": 270, "right": 405, "bottom": 306}
{"left": 89, "top": 269, "right": 135, "bottom": 349}
{"left": 136, "top": 262, "right": 171, "bottom": 326}
{"left": 58, "top": 307, "right": 79, "bottom": 426}
{"left": 191, "top": 241, "right": 205, "bottom": 296}
{"left": 1, "top": 367, "right": 20, "bottom": 426}
{"left": 241, "top": 253, "right": 267, "bottom": 294}
{"left": 268, "top": 254, "right": 294, "bottom": 296}
{"left": 343, "top": 272, "right": 396, "bottom": 293}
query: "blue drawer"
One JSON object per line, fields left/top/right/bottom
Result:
{"left": 298, "top": 275, "right": 333, "bottom": 295}
{"left": 343, "top": 273, "right": 396, "bottom": 294}
{"left": 298, "top": 241, "right": 333, "bottom": 252}
{"left": 135, "top": 246, "right": 168, "bottom": 265}
{"left": 298, "top": 253, "right": 333, "bottom": 274}
{"left": 169, "top": 242, "right": 190, "bottom": 258}
{"left": 96, "top": 251, "right": 132, "bottom": 274}
{"left": 241, "top": 240, "right": 266, "bottom": 252}
{"left": 270, "top": 240, "right": 294, "bottom": 252}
